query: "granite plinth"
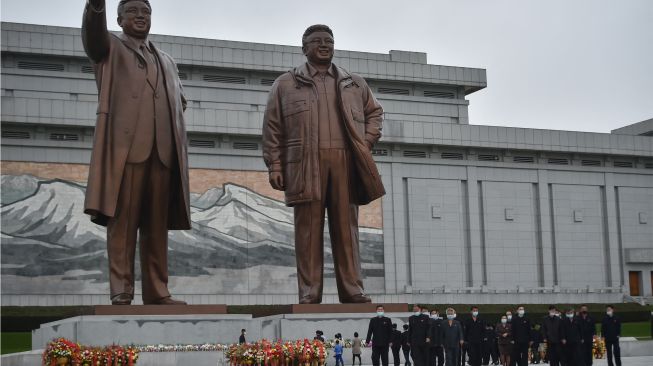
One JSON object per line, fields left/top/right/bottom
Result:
{"left": 291, "top": 303, "right": 409, "bottom": 313}
{"left": 93, "top": 304, "right": 227, "bottom": 315}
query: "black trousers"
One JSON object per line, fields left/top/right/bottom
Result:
{"left": 530, "top": 344, "right": 540, "bottom": 363}
{"left": 444, "top": 347, "right": 459, "bottom": 366}
{"left": 403, "top": 348, "right": 412, "bottom": 366}
{"left": 392, "top": 347, "right": 402, "bottom": 366}
{"left": 429, "top": 346, "right": 444, "bottom": 366}
{"left": 546, "top": 342, "right": 561, "bottom": 366}
{"left": 605, "top": 340, "right": 621, "bottom": 366}
{"left": 581, "top": 339, "right": 593, "bottom": 366}
{"left": 467, "top": 342, "right": 482, "bottom": 366}
{"left": 352, "top": 354, "right": 362, "bottom": 366}
{"left": 512, "top": 343, "right": 529, "bottom": 366}
{"left": 562, "top": 342, "right": 580, "bottom": 366}
{"left": 411, "top": 345, "right": 429, "bottom": 366}
{"left": 372, "top": 345, "right": 390, "bottom": 366}
{"left": 458, "top": 344, "right": 466, "bottom": 366}
{"left": 481, "top": 341, "right": 493, "bottom": 365}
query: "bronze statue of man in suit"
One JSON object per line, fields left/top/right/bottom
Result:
{"left": 82, "top": 0, "right": 190, "bottom": 305}
{"left": 262, "top": 25, "right": 386, "bottom": 304}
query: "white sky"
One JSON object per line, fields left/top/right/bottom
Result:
{"left": 2, "top": 0, "right": 652, "bottom": 133}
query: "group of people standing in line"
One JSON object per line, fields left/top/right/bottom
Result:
{"left": 362, "top": 304, "right": 623, "bottom": 366}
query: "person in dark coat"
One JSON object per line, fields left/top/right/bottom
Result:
{"left": 367, "top": 305, "right": 394, "bottom": 366}
{"left": 400, "top": 324, "right": 412, "bottom": 366}
{"left": 392, "top": 323, "right": 403, "bottom": 366}
{"left": 314, "top": 330, "right": 325, "bottom": 343}
{"left": 510, "top": 306, "right": 531, "bottom": 366}
{"left": 463, "top": 306, "right": 485, "bottom": 366}
{"left": 482, "top": 323, "right": 497, "bottom": 365}
{"left": 239, "top": 329, "right": 246, "bottom": 344}
{"left": 530, "top": 324, "right": 543, "bottom": 364}
{"left": 429, "top": 309, "right": 444, "bottom": 366}
{"left": 601, "top": 305, "right": 621, "bottom": 366}
{"left": 542, "top": 306, "right": 563, "bottom": 366}
{"left": 441, "top": 307, "right": 464, "bottom": 366}
{"left": 496, "top": 316, "right": 512, "bottom": 366}
{"left": 409, "top": 305, "right": 432, "bottom": 366}
{"left": 561, "top": 308, "right": 582, "bottom": 366}
{"left": 578, "top": 305, "right": 596, "bottom": 366}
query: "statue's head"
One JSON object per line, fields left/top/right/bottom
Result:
{"left": 302, "top": 24, "right": 334, "bottom": 65}
{"left": 117, "top": 0, "right": 152, "bottom": 39}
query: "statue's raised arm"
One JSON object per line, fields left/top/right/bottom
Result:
{"left": 82, "top": 0, "right": 110, "bottom": 63}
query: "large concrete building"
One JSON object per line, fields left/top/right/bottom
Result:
{"left": 1, "top": 22, "right": 652, "bottom": 306}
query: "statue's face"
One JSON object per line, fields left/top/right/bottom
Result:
{"left": 118, "top": 1, "right": 151, "bottom": 39}
{"left": 302, "top": 31, "right": 334, "bottom": 65}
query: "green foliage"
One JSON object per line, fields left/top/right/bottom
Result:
{"left": 0, "top": 332, "right": 31, "bottom": 355}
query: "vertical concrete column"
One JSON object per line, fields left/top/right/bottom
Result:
{"left": 537, "top": 169, "right": 556, "bottom": 286}
{"left": 603, "top": 173, "right": 624, "bottom": 288}
{"left": 465, "top": 166, "right": 485, "bottom": 287}
{"left": 380, "top": 163, "right": 397, "bottom": 294}
{"left": 390, "top": 163, "right": 411, "bottom": 293}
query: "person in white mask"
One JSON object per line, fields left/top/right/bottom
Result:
{"left": 366, "top": 305, "right": 394, "bottom": 366}
{"left": 601, "top": 305, "right": 622, "bottom": 366}
{"left": 441, "top": 308, "right": 463, "bottom": 366}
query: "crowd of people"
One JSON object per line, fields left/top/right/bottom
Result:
{"left": 360, "top": 304, "right": 623, "bottom": 366}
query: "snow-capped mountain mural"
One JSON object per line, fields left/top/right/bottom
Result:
{"left": 1, "top": 175, "right": 384, "bottom": 295}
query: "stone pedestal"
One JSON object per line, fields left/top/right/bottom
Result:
{"left": 291, "top": 303, "right": 408, "bottom": 314}
{"left": 93, "top": 304, "right": 227, "bottom": 315}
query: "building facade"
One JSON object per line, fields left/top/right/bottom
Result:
{"left": 1, "top": 22, "right": 652, "bottom": 306}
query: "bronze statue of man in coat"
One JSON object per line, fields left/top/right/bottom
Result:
{"left": 82, "top": 0, "right": 190, "bottom": 305}
{"left": 262, "top": 24, "right": 385, "bottom": 304}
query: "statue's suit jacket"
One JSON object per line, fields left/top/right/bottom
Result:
{"left": 81, "top": 4, "right": 190, "bottom": 229}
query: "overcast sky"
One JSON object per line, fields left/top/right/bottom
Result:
{"left": 2, "top": 0, "right": 652, "bottom": 133}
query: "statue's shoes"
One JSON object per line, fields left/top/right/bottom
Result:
{"left": 145, "top": 296, "right": 187, "bottom": 305}
{"left": 341, "top": 294, "right": 372, "bottom": 303}
{"left": 299, "top": 295, "right": 321, "bottom": 304}
{"left": 111, "top": 293, "right": 133, "bottom": 305}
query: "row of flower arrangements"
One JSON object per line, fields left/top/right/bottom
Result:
{"left": 42, "top": 338, "right": 333, "bottom": 366}
{"left": 42, "top": 338, "right": 139, "bottom": 366}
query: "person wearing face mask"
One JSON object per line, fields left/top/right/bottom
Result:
{"left": 561, "top": 307, "right": 582, "bottom": 366}
{"left": 429, "top": 309, "right": 444, "bottom": 366}
{"left": 441, "top": 308, "right": 464, "bottom": 366}
{"left": 505, "top": 311, "right": 513, "bottom": 324}
{"left": 463, "top": 306, "right": 485, "bottom": 366}
{"left": 601, "top": 305, "right": 621, "bottom": 366}
{"left": 482, "top": 323, "right": 497, "bottom": 366}
{"left": 400, "top": 324, "right": 412, "bottom": 366}
{"left": 367, "top": 305, "right": 394, "bottom": 366}
{"left": 510, "top": 306, "right": 531, "bottom": 366}
{"left": 408, "top": 305, "right": 432, "bottom": 366}
{"left": 495, "top": 316, "right": 512, "bottom": 366}
{"left": 391, "top": 323, "right": 403, "bottom": 366}
{"left": 541, "top": 305, "right": 563, "bottom": 366}
{"left": 577, "top": 305, "right": 596, "bottom": 366}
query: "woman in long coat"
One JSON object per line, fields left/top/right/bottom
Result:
{"left": 495, "top": 316, "right": 513, "bottom": 366}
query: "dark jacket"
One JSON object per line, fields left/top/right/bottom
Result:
{"left": 366, "top": 316, "right": 393, "bottom": 347}
{"left": 81, "top": 1, "right": 190, "bottom": 229}
{"left": 561, "top": 317, "right": 582, "bottom": 344}
{"left": 391, "top": 329, "right": 402, "bottom": 349}
{"left": 541, "top": 315, "right": 562, "bottom": 343}
{"left": 430, "top": 318, "right": 443, "bottom": 347}
{"left": 408, "top": 314, "right": 431, "bottom": 346}
{"left": 530, "top": 328, "right": 543, "bottom": 345}
{"left": 463, "top": 317, "right": 486, "bottom": 343}
{"left": 495, "top": 323, "right": 512, "bottom": 346}
{"left": 441, "top": 319, "right": 464, "bottom": 348}
{"left": 483, "top": 326, "right": 495, "bottom": 344}
{"left": 262, "top": 63, "right": 385, "bottom": 206}
{"left": 511, "top": 316, "right": 531, "bottom": 344}
{"left": 601, "top": 315, "right": 621, "bottom": 342}
{"left": 578, "top": 314, "right": 596, "bottom": 342}
{"left": 239, "top": 334, "right": 246, "bottom": 344}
